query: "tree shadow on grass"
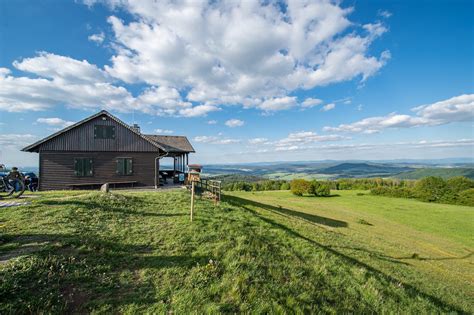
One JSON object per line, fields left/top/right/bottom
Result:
{"left": 327, "top": 245, "right": 412, "bottom": 266}
{"left": 0, "top": 233, "right": 209, "bottom": 313}
{"left": 393, "top": 251, "right": 473, "bottom": 262}
{"left": 225, "top": 195, "right": 347, "bottom": 228}
{"left": 300, "top": 194, "right": 341, "bottom": 198}
{"left": 224, "top": 195, "right": 467, "bottom": 314}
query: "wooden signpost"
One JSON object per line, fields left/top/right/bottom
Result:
{"left": 190, "top": 181, "right": 195, "bottom": 221}
{"left": 187, "top": 165, "right": 202, "bottom": 222}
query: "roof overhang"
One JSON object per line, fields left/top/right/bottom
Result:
{"left": 22, "top": 110, "right": 167, "bottom": 153}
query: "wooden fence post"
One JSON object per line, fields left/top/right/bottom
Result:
{"left": 190, "top": 181, "right": 195, "bottom": 222}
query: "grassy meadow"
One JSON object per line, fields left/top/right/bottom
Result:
{"left": 0, "top": 189, "right": 473, "bottom": 313}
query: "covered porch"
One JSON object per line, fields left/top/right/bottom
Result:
{"left": 156, "top": 152, "right": 190, "bottom": 186}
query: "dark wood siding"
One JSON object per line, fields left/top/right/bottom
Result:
{"left": 39, "top": 151, "right": 159, "bottom": 190}
{"left": 39, "top": 114, "right": 160, "bottom": 152}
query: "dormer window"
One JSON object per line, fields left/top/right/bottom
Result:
{"left": 94, "top": 125, "right": 115, "bottom": 139}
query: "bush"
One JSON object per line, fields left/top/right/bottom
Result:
{"left": 290, "top": 179, "right": 310, "bottom": 196}
{"left": 316, "top": 184, "right": 331, "bottom": 197}
{"left": 307, "top": 180, "right": 319, "bottom": 196}
{"left": 457, "top": 188, "right": 474, "bottom": 206}
{"left": 414, "top": 177, "right": 448, "bottom": 202}
{"left": 440, "top": 177, "right": 474, "bottom": 204}
{"left": 446, "top": 176, "right": 474, "bottom": 193}
{"left": 280, "top": 182, "right": 290, "bottom": 190}
{"left": 370, "top": 187, "right": 415, "bottom": 198}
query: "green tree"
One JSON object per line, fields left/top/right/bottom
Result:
{"left": 446, "top": 176, "right": 474, "bottom": 193}
{"left": 308, "top": 180, "right": 320, "bottom": 196}
{"left": 251, "top": 183, "right": 259, "bottom": 191}
{"left": 414, "top": 176, "right": 447, "bottom": 202}
{"left": 316, "top": 184, "right": 331, "bottom": 197}
{"left": 290, "top": 179, "right": 310, "bottom": 196}
{"left": 457, "top": 188, "right": 474, "bottom": 206}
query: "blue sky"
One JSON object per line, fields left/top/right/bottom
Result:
{"left": 0, "top": 0, "right": 472, "bottom": 166}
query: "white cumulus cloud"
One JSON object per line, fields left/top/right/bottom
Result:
{"left": 0, "top": 53, "right": 220, "bottom": 117}
{"left": 324, "top": 94, "right": 474, "bottom": 134}
{"left": 301, "top": 98, "right": 323, "bottom": 108}
{"left": 321, "top": 103, "right": 336, "bottom": 112}
{"left": 154, "top": 128, "right": 174, "bottom": 134}
{"left": 0, "top": 134, "right": 38, "bottom": 148}
{"left": 248, "top": 138, "right": 268, "bottom": 145}
{"left": 0, "top": 1, "right": 391, "bottom": 117}
{"left": 89, "top": 0, "right": 389, "bottom": 111}
{"left": 37, "top": 117, "right": 75, "bottom": 128}
{"left": 88, "top": 32, "right": 105, "bottom": 44}
{"left": 225, "top": 119, "right": 245, "bottom": 128}
{"left": 193, "top": 135, "right": 240, "bottom": 145}
{"left": 276, "top": 131, "right": 347, "bottom": 148}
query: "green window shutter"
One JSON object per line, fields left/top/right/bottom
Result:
{"left": 94, "top": 125, "right": 115, "bottom": 139}
{"left": 117, "top": 158, "right": 125, "bottom": 175}
{"left": 105, "top": 126, "right": 112, "bottom": 139}
{"left": 86, "top": 159, "right": 93, "bottom": 176}
{"left": 126, "top": 158, "right": 133, "bottom": 175}
{"left": 94, "top": 125, "right": 103, "bottom": 139}
{"left": 74, "top": 158, "right": 93, "bottom": 176}
{"left": 74, "top": 159, "right": 81, "bottom": 176}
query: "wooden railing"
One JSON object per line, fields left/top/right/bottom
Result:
{"left": 194, "top": 178, "right": 222, "bottom": 202}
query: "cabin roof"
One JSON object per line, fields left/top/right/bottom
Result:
{"left": 22, "top": 110, "right": 194, "bottom": 154}
{"left": 144, "top": 135, "right": 195, "bottom": 153}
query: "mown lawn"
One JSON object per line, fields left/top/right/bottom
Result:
{"left": 0, "top": 189, "right": 472, "bottom": 313}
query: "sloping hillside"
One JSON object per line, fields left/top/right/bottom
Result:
{"left": 318, "top": 163, "right": 412, "bottom": 177}
{"left": 394, "top": 167, "right": 474, "bottom": 179}
{"left": 1, "top": 190, "right": 472, "bottom": 313}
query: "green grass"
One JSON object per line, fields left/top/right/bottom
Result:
{"left": 1, "top": 190, "right": 473, "bottom": 313}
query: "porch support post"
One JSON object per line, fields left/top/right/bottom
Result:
{"left": 173, "top": 156, "right": 176, "bottom": 177}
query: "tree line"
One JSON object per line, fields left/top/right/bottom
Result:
{"left": 222, "top": 176, "right": 474, "bottom": 206}
{"left": 222, "top": 177, "right": 415, "bottom": 192}
{"left": 370, "top": 176, "right": 474, "bottom": 206}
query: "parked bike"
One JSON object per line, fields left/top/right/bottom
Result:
{"left": 0, "top": 165, "right": 26, "bottom": 199}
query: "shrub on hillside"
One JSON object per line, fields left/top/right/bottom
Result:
{"left": 316, "top": 184, "right": 331, "bottom": 197}
{"left": 280, "top": 182, "right": 290, "bottom": 190}
{"left": 446, "top": 176, "right": 474, "bottom": 193}
{"left": 441, "top": 177, "right": 474, "bottom": 204}
{"left": 371, "top": 186, "right": 415, "bottom": 198}
{"left": 414, "top": 176, "right": 448, "bottom": 202}
{"left": 290, "top": 179, "right": 310, "bottom": 196}
{"left": 457, "top": 188, "right": 474, "bottom": 206}
{"left": 290, "top": 179, "right": 330, "bottom": 197}
{"left": 307, "top": 180, "right": 320, "bottom": 196}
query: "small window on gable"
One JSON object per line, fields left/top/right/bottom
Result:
{"left": 74, "top": 158, "right": 93, "bottom": 177}
{"left": 94, "top": 125, "right": 115, "bottom": 139}
{"left": 116, "top": 158, "right": 133, "bottom": 176}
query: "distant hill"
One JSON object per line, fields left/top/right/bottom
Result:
{"left": 210, "top": 174, "right": 266, "bottom": 183}
{"left": 318, "top": 163, "right": 412, "bottom": 178}
{"left": 202, "top": 161, "right": 474, "bottom": 180}
{"left": 394, "top": 168, "right": 474, "bottom": 180}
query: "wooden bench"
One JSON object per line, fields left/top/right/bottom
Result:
{"left": 69, "top": 181, "right": 138, "bottom": 190}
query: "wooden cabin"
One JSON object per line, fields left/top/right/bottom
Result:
{"left": 22, "top": 110, "right": 195, "bottom": 190}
